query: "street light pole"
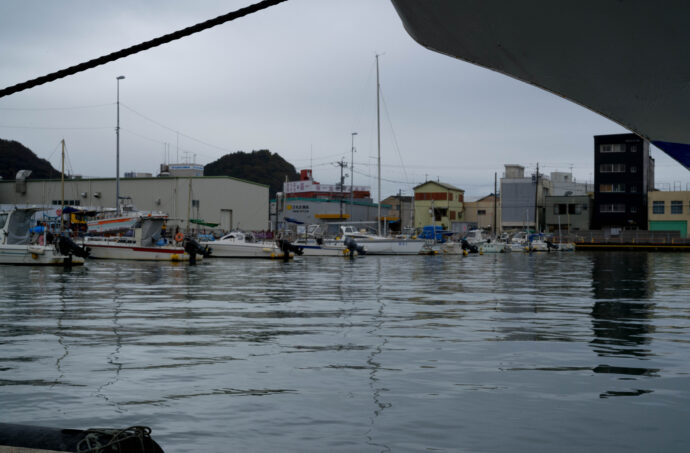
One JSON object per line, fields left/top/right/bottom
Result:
{"left": 116, "top": 75, "right": 125, "bottom": 216}
{"left": 350, "top": 132, "right": 357, "bottom": 218}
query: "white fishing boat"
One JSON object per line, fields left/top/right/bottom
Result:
{"left": 464, "top": 229, "right": 487, "bottom": 247}
{"left": 287, "top": 224, "right": 362, "bottom": 257}
{"left": 479, "top": 241, "right": 506, "bottom": 254}
{"left": 554, "top": 242, "right": 575, "bottom": 252}
{"left": 337, "top": 225, "right": 425, "bottom": 255}
{"left": 201, "top": 232, "right": 292, "bottom": 259}
{"left": 0, "top": 207, "right": 86, "bottom": 265}
{"left": 86, "top": 211, "right": 140, "bottom": 233}
{"left": 437, "top": 241, "right": 463, "bottom": 255}
{"left": 526, "top": 239, "right": 550, "bottom": 252}
{"left": 83, "top": 214, "right": 204, "bottom": 261}
{"left": 293, "top": 237, "right": 363, "bottom": 257}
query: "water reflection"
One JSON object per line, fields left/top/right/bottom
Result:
{"left": 590, "top": 253, "right": 657, "bottom": 397}
{"left": 590, "top": 253, "right": 655, "bottom": 358}
{"left": 366, "top": 258, "right": 391, "bottom": 453}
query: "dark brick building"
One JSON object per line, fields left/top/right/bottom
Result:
{"left": 592, "top": 133, "right": 654, "bottom": 231}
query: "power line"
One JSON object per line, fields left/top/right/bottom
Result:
{"left": 0, "top": 0, "right": 289, "bottom": 99}
{"left": 120, "top": 103, "right": 235, "bottom": 156}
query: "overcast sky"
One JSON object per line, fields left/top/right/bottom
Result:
{"left": 1, "top": 0, "right": 688, "bottom": 201}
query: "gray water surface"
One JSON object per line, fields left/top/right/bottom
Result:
{"left": 1, "top": 252, "right": 689, "bottom": 452}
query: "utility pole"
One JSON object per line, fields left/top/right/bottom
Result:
{"left": 398, "top": 189, "right": 403, "bottom": 233}
{"left": 534, "top": 162, "right": 539, "bottom": 233}
{"left": 336, "top": 159, "right": 347, "bottom": 220}
{"left": 350, "top": 132, "right": 357, "bottom": 219}
{"left": 493, "top": 172, "right": 497, "bottom": 237}
{"left": 61, "top": 139, "right": 65, "bottom": 233}
{"left": 376, "top": 54, "right": 382, "bottom": 236}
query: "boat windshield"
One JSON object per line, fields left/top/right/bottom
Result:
{"left": 6, "top": 210, "right": 33, "bottom": 245}
{"left": 0, "top": 213, "right": 7, "bottom": 229}
{"left": 140, "top": 218, "right": 164, "bottom": 246}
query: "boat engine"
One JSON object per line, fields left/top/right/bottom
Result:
{"left": 277, "top": 239, "right": 303, "bottom": 260}
{"left": 343, "top": 237, "right": 366, "bottom": 257}
{"left": 56, "top": 235, "right": 90, "bottom": 258}
{"left": 183, "top": 237, "right": 211, "bottom": 265}
{"left": 461, "top": 239, "right": 479, "bottom": 254}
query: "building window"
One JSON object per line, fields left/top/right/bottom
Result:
{"left": 630, "top": 166, "right": 638, "bottom": 173}
{"left": 599, "top": 163, "right": 626, "bottom": 173}
{"left": 434, "top": 208, "right": 448, "bottom": 221}
{"left": 630, "top": 185, "right": 638, "bottom": 193}
{"left": 630, "top": 144, "right": 638, "bottom": 152}
{"left": 599, "top": 183, "right": 625, "bottom": 193}
{"left": 600, "top": 144, "right": 624, "bottom": 153}
{"left": 477, "top": 209, "right": 486, "bottom": 216}
{"left": 630, "top": 206, "right": 637, "bottom": 213}
{"left": 600, "top": 203, "right": 626, "bottom": 213}
{"left": 652, "top": 201, "right": 665, "bottom": 214}
{"left": 671, "top": 200, "right": 683, "bottom": 214}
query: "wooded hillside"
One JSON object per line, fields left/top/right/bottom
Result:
{"left": 0, "top": 139, "right": 60, "bottom": 180}
{"left": 204, "top": 149, "right": 298, "bottom": 196}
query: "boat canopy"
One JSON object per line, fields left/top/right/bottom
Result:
{"left": 190, "top": 218, "right": 219, "bottom": 227}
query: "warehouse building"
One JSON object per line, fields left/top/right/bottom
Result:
{"left": 0, "top": 175, "right": 269, "bottom": 231}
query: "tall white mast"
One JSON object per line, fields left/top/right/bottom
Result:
{"left": 376, "top": 54, "right": 381, "bottom": 236}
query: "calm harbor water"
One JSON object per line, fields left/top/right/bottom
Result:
{"left": 1, "top": 252, "right": 689, "bottom": 452}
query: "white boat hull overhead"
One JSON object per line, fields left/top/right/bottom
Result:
{"left": 0, "top": 245, "right": 85, "bottom": 265}
{"left": 391, "top": 0, "right": 690, "bottom": 168}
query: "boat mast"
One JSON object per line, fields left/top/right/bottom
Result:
{"left": 116, "top": 75, "right": 125, "bottom": 216}
{"left": 60, "top": 139, "right": 65, "bottom": 233}
{"left": 376, "top": 54, "right": 381, "bottom": 236}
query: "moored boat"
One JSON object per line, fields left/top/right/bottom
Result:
{"left": 83, "top": 214, "right": 206, "bottom": 261}
{"left": 201, "top": 231, "right": 293, "bottom": 259}
{"left": 337, "top": 225, "right": 425, "bottom": 255}
{"left": 0, "top": 208, "right": 87, "bottom": 265}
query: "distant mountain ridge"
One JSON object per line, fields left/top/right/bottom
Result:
{"left": 204, "top": 149, "right": 298, "bottom": 197}
{"left": 0, "top": 138, "right": 60, "bottom": 180}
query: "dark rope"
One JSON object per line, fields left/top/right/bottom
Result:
{"left": 0, "top": 0, "right": 288, "bottom": 99}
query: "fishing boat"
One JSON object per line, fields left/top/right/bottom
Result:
{"left": 464, "top": 229, "right": 487, "bottom": 247}
{"left": 285, "top": 224, "right": 361, "bottom": 257}
{"left": 337, "top": 225, "right": 425, "bottom": 255}
{"left": 83, "top": 213, "right": 206, "bottom": 261}
{"left": 418, "top": 225, "right": 462, "bottom": 255}
{"left": 479, "top": 241, "right": 506, "bottom": 254}
{"left": 200, "top": 231, "right": 294, "bottom": 259}
{"left": 293, "top": 237, "right": 364, "bottom": 257}
{"left": 0, "top": 207, "right": 87, "bottom": 265}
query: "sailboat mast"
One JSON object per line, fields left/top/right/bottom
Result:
{"left": 60, "top": 139, "right": 65, "bottom": 233}
{"left": 376, "top": 54, "right": 381, "bottom": 236}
